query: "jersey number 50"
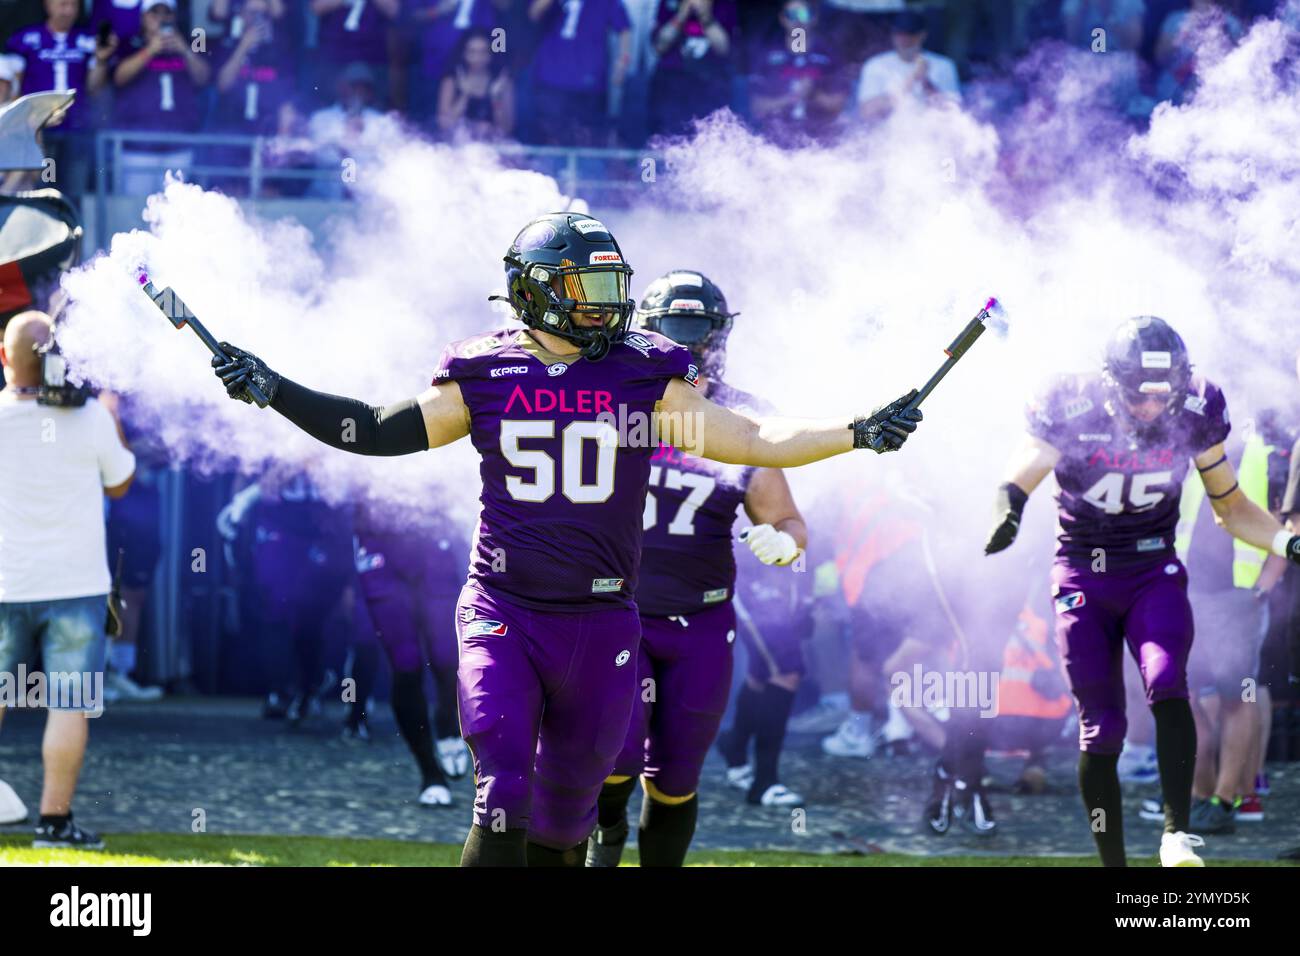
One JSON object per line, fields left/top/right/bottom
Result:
{"left": 500, "top": 420, "right": 617, "bottom": 504}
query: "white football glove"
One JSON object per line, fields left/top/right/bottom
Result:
{"left": 740, "top": 524, "right": 800, "bottom": 566}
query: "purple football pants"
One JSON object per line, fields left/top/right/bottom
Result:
{"left": 454, "top": 584, "right": 641, "bottom": 850}
{"left": 1051, "top": 558, "right": 1194, "bottom": 754}
{"left": 612, "top": 602, "right": 737, "bottom": 797}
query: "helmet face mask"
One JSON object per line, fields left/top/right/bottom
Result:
{"left": 503, "top": 213, "right": 635, "bottom": 360}
{"left": 1102, "top": 315, "right": 1192, "bottom": 430}
{"left": 635, "top": 270, "right": 735, "bottom": 378}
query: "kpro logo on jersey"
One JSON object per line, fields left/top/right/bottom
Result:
{"left": 491, "top": 365, "right": 529, "bottom": 378}
{"left": 463, "top": 619, "right": 508, "bottom": 638}
{"left": 1054, "top": 592, "right": 1086, "bottom": 615}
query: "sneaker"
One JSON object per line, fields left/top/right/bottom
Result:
{"left": 585, "top": 817, "right": 629, "bottom": 868}
{"left": 436, "top": 737, "right": 471, "bottom": 779}
{"left": 750, "top": 783, "right": 804, "bottom": 807}
{"left": 103, "top": 671, "right": 163, "bottom": 702}
{"left": 1117, "top": 742, "right": 1159, "bottom": 783}
{"left": 0, "top": 780, "right": 28, "bottom": 826}
{"left": 33, "top": 817, "right": 104, "bottom": 850}
{"left": 880, "top": 705, "right": 914, "bottom": 746}
{"left": 1189, "top": 796, "right": 1236, "bottom": 834}
{"left": 788, "top": 697, "right": 850, "bottom": 735}
{"left": 725, "top": 764, "right": 754, "bottom": 791}
{"left": 1234, "top": 795, "right": 1263, "bottom": 822}
{"left": 418, "top": 784, "right": 453, "bottom": 807}
{"left": 924, "top": 764, "right": 953, "bottom": 835}
{"left": 821, "top": 713, "right": 875, "bottom": 758}
{"left": 952, "top": 778, "right": 997, "bottom": 835}
{"left": 1138, "top": 798, "right": 1165, "bottom": 822}
{"left": 1159, "top": 831, "right": 1205, "bottom": 867}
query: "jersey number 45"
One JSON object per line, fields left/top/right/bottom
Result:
{"left": 1081, "top": 470, "right": 1172, "bottom": 515}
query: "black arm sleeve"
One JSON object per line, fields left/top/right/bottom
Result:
{"left": 270, "top": 378, "right": 429, "bottom": 457}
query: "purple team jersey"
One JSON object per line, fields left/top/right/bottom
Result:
{"left": 1028, "top": 373, "right": 1230, "bottom": 569}
{"left": 112, "top": 46, "right": 204, "bottom": 132}
{"left": 636, "top": 382, "right": 757, "bottom": 617}
{"left": 434, "top": 327, "right": 695, "bottom": 611}
{"left": 533, "top": 0, "right": 630, "bottom": 92}
{"left": 419, "top": 0, "right": 495, "bottom": 79}
{"left": 7, "top": 25, "right": 99, "bottom": 128}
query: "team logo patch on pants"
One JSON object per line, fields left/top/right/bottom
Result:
{"left": 463, "top": 619, "right": 508, "bottom": 637}
{"left": 1054, "top": 592, "right": 1086, "bottom": 614}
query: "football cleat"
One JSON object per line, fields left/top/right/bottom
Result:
{"left": 436, "top": 737, "right": 471, "bottom": 779}
{"left": 1159, "top": 831, "right": 1205, "bottom": 867}
{"left": 952, "top": 778, "right": 997, "bottom": 835}
{"left": 585, "top": 817, "right": 629, "bottom": 868}
{"left": 418, "top": 784, "right": 453, "bottom": 807}
{"left": 821, "top": 713, "right": 876, "bottom": 758}
{"left": 33, "top": 816, "right": 104, "bottom": 850}
{"left": 924, "top": 763, "right": 953, "bottom": 835}
{"left": 751, "top": 783, "right": 804, "bottom": 807}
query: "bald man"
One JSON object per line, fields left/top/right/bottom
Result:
{"left": 0, "top": 311, "right": 135, "bottom": 850}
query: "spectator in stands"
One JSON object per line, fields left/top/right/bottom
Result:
{"left": 111, "top": 0, "right": 211, "bottom": 195}
{"left": 1154, "top": 0, "right": 1243, "bottom": 104}
{"left": 0, "top": 312, "right": 136, "bottom": 850}
{"left": 943, "top": 0, "right": 1027, "bottom": 77}
{"left": 411, "top": 0, "right": 497, "bottom": 123}
{"left": 817, "top": 0, "right": 900, "bottom": 68}
{"left": 526, "top": 0, "right": 630, "bottom": 146}
{"left": 260, "top": 96, "right": 318, "bottom": 197}
{"left": 436, "top": 27, "right": 512, "bottom": 140}
{"left": 749, "top": 0, "right": 854, "bottom": 143}
{"left": 6, "top": 0, "right": 116, "bottom": 196}
{"left": 211, "top": 0, "right": 296, "bottom": 134}
{"left": 856, "top": 10, "right": 959, "bottom": 122}
{"left": 90, "top": 0, "right": 153, "bottom": 43}
{"left": 0, "top": 54, "right": 16, "bottom": 103}
{"left": 307, "top": 61, "right": 401, "bottom": 197}
{"left": 648, "top": 0, "right": 737, "bottom": 138}
{"left": 311, "top": 0, "right": 399, "bottom": 108}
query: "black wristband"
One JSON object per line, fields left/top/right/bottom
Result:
{"left": 995, "top": 481, "right": 1028, "bottom": 517}
{"left": 270, "top": 378, "right": 429, "bottom": 457}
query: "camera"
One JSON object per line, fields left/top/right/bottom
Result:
{"left": 36, "top": 336, "right": 89, "bottom": 407}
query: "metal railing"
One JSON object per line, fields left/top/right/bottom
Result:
{"left": 92, "top": 130, "right": 664, "bottom": 241}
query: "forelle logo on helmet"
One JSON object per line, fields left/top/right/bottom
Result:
{"left": 1141, "top": 351, "right": 1172, "bottom": 369}
{"left": 668, "top": 298, "right": 705, "bottom": 311}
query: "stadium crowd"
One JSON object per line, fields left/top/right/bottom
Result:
{"left": 0, "top": 0, "right": 1290, "bottom": 199}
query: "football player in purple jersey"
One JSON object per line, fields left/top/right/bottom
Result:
{"left": 584, "top": 271, "right": 807, "bottom": 867}
{"left": 985, "top": 315, "right": 1300, "bottom": 867}
{"left": 208, "top": 212, "right": 923, "bottom": 867}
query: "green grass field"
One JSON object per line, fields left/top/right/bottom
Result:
{"left": 0, "top": 832, "right": 1289, "bottom": 866}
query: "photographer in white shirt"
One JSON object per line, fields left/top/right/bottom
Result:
{"left": 0, "top": 311, "right": 135, "bottom": 849}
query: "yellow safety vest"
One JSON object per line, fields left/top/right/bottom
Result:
{"left": 1175, "top": 432, "right": 1273, "bottom": 589}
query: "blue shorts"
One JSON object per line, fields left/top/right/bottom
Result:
{"left": 0, "top": 595, "right": 107, "bottom": 712}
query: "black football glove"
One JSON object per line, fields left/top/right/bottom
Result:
{"left": 984, "top": 482, "right": 1028, "bottom": 554}
{"left": 852, "top": 389, "right": 922, "bottom": 454}
{"left": 212, "top": 342, "right": 281, "bottom": 406}
{"left": 1285, "top": 534, "right": 1300, "bottom": 566}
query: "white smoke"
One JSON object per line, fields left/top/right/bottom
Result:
{"left": 58, "top": 10, "right": 1300, "bottom": 585}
